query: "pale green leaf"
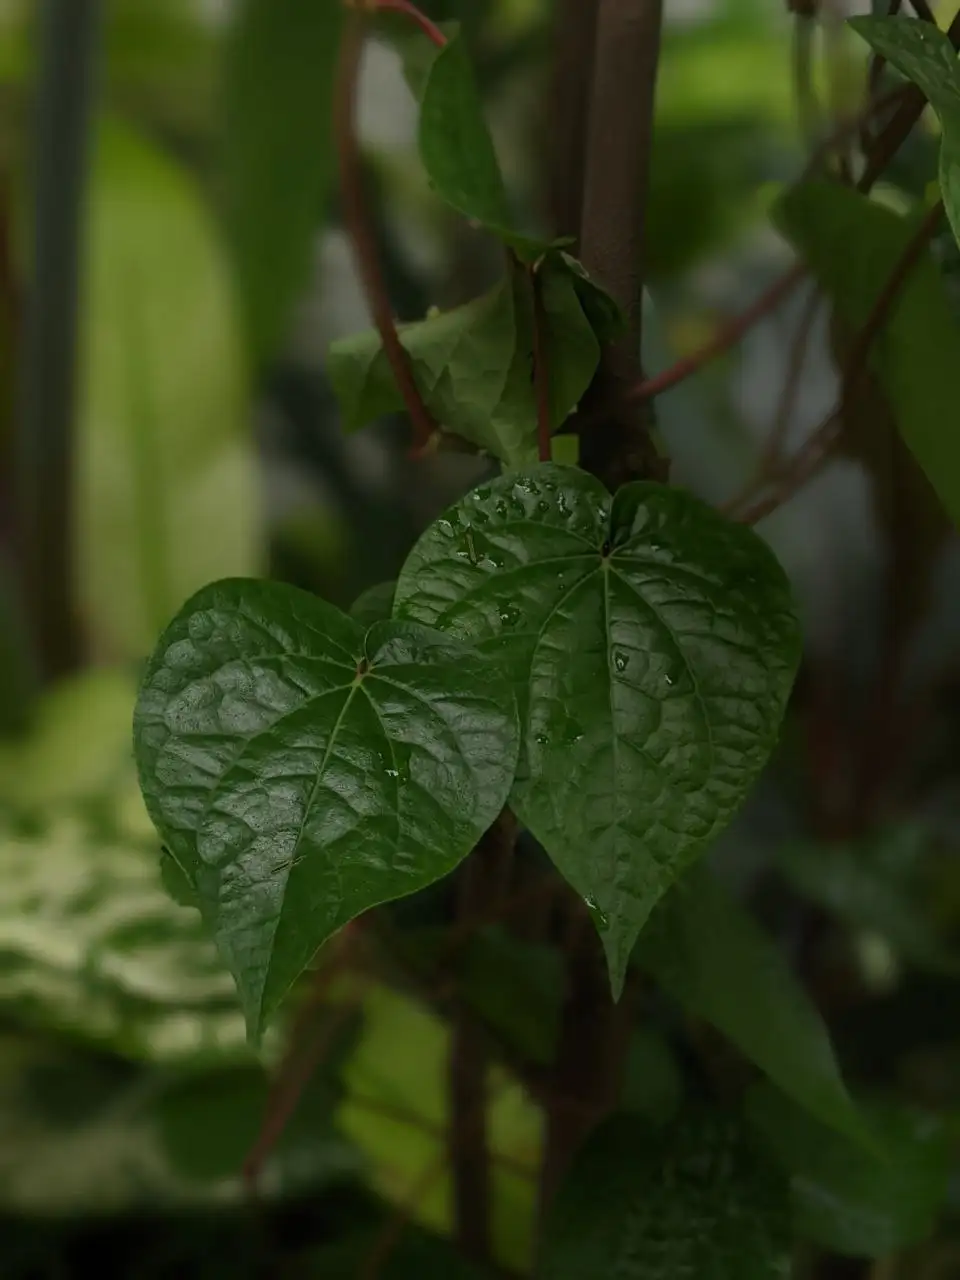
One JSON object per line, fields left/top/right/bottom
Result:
{"left": 80, "top": 117, "right": 258, "bottom": 661}
{"left": 224, "top": 0, "right": 343, "bottom": 363}
{"left": 133, "top": 579, "right": 520, "bottom": 1039}
{"left": 775, "top": 181, "right": 960, "bottom": 526}
{"left": 394, "top": 465, "right": 800, "bottom": 994}
{"left": 635, "top": 865, "right": 866, "bottom": 1142}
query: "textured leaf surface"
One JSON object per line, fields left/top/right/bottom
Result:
{"left": 134, "top": 579, "right": 519, "bottom": 1037}
{"left": 850, "top": 16, "right": 960, "bottom": 249}
{"left": 775, "top": 181, "right": 960, "bottom": 527}
{"left": 540, "top": 1111, "right": 791, "bottom": 1279}
{"left": 224, "top": 0, "right": 342, "bottom": 363}
{"left": 394, "top": 465, "right": 800, "bottom": 990}
{"left": 748, "top": 1083, "right": 950, "bottom": 1257}
{"left": 80, "top": 118, "right": 257, "bottom": 660}
{"left": 328, "top": 259, "right": 598, "bottom": 466}
{"left": 635, "top": 865, "right": 865, "bottom": 1141}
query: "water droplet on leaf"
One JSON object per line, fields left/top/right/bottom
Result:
{"left": 613, "top": 650, "right": 629, "bottom": 673}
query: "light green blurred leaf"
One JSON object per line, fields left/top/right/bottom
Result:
{"left": 635, "top": 865, "right": 867, "bottom": 1144}
{"left": 748, "top": 1083, "right": 951, "bottom": 1258}
{"left": 338, "top": 982, "right": 541, "bottom": 1273}
{"left": 80, "top": 116, "right": 259, "bottom": 662}
{"left": 224, "top": 0, "right": 343, "bottom": 364}
{"left": 775, "top": 181, "right": 960, "bottom": 527}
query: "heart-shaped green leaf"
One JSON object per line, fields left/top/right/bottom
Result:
{"left": 394, "top": 466, "right": 800, "bottom": 992}
{"left": 134, "top": 579, "right": 520, "bottom": 1039}
{"left": 849, "top": 15, "right": 960, "bottom": 249}
{"left": 328, "top": 259, "right": 600, "bottom": 466}
{"left": 540, "top": 1111, "right": 792, "bottom": 1279}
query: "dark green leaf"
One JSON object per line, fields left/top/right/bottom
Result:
{"left": 224, "top": 0, "right": 342, "bottom": 364}
{"left": 394, "top": 466, "right": 800, "bottom": 993}
{"left": 778, "top": 828, "right": 960, "bottom": 977}
{"left": 306, "top": 1228, "right": 497, "bottom": 1278}
{"left": 349, "top": 580, "right": 397, "bottom": 628}
{"left": 417, "top": 31, "right": 549, "bottom": 259}
{"left": 383, "top": 17, "right": 459, "bottom": 101}
{"left": 619, "top": 1030, "right": 683, "bottom": 1124}
{"left": 748, "top": 1082, "right": 950, "bottom": 1257}
{"left": 553, "top": 251, "right": 628, "bottom": 340}
{"left": 540, "top": 1111, "right": 792, "bottom": 1279}
{"left": 134, "top": 579, "right": 520, "bottom": 1039}
{"left": 634, "top": 865, "right": 866, "bottom": 1143}
{"left": 849, "top": 16, "right": 960, "bottom": 248}
{"left": 328, "top": 262, "right": 598, "bottom": 466}
{"left": 775, "top": 182, "right": 960, "bottom": 526}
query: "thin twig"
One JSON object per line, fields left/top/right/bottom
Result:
{"left": 333, "top": 8, "right": 438, "bottom": 451}
{"left": 366, "top": 0, "right": 447, "bottom": 47}
{"left": 531, "top": 267, "right": 552, "bottom": 462}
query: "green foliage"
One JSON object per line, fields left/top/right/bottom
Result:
{"left": 79, "top": 117, "right": 258, "bottom": 661}
{"left": 775, "top": 180, "right": 960, "bottom": 527}
{"left": 328, "top": 255, "right": 603, "bottom": 465}
{"left": 748, "top": 1083, "right": 951, "bottom": 1258}
{"left": 133, "top": 579, "right": 520, "bottom": 1039}
{"left": 223, "top": 0, "right": 343, "bottom": 364}
{"left": 850, "top": 15, "right": 960, "bottom": 250}
{"left": 635, "top": 865, "right": 866, "bottom": 1142}
{"left": 395, "top": 465, "right": 800, "bottom": 993}
{"left": 540, "top": 1111, "right": 792, "bottom": 1278}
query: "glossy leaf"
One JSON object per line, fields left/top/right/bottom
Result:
{"left": 224, "top": 0, "right": 342, "bottom": 364}
{"left": 394, "top": 465, "right": 800, "bottom": 992}
{"left": 775, "top": 181, "right": 960, "bottom": 526}
{"left": 849, "top": 16, "right": 960, "bottom": 249}
{"left": 80, "top": 117, "right": 258, "bottom": 661}
{"left": 748, "top": 1082, "right": 950, "bottom": 1257}
{"left": 328, "top": 260, "right": 599, "bottom": 466}
{"left": 635, "top": 865, "right": 866, "bottom": 1142}
{"left": 540, "top": 1111, "right": 791, "bottom": 1279}
{"left": 133, "top": 579, "right": 520, "bottom": 1038}
{"left": 349, "top": 580, "right": 397, "bottom": 628}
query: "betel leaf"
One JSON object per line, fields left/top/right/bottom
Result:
{"left": 327, "top": 258, "right": 599, "bottom": 466}
{"left": 747, "top": 1082, "right": 950, "bottom": 1258}
{"left": 417, "top": 30, "right": 549, "bottom": 260}
{"left": 133, "top": 579, "right": 520, "bottom": 1039}
{"left": 540, "top": 1111, "right": 792, "bottom": 1279}
{"left": 775, "top": 181, "right": 960, "bottom": 526}
{"left": 393, "top": 465, "right": 800, "bottom": 993}
{"left": 634, "top": 865, "right": 865, "bottom": 1143}
{"left": 223, "top": 0, "right": 342, "bottom": 364}
{"left": 849, "top": 15, "right": 960, "bottom": 248}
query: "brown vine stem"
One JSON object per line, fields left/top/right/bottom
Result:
{"left": 731, "top": 200, "right": 944, "bottom": 526}
{"left": 530, "top": 266, "right": 553, "bottom": 462}
{"left": 334, "top": 7, "right": 438, "bottom": 452}
{"left": 364, "top": 0, "right": 447, "bottom": 47}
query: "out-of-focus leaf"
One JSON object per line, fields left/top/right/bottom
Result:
{"left": 379, "top": 15, "right": 459, "bottom": 101}
{"left": 850, "top": 16, "right": 960, "bottom": 250}
{"left": 0, "top": 813, "right": 248, "bottom": 1064}
{"left": 778, "top": 827, "right": 960, "bottom": 976}
{"left": 328, "top": 259, "right": 599, "bottom": 465}
{"left": 619, "top": 1029, "right": 684, "bottom": 1124}
{"left": 775, "top": 181, "right": 960, "bottom": 527}
{"left": 748, "top": 1082, "right": 951, "bottom": 1257}
{"left": 540, "top": 1110, "right": 792, "bottom": 1279}
{"left": 304, "top": 1227, "right": 496, "bottom": 1278}
{"left": 634, "top": 866, "right": 866, "bottom": 1143}
{"left": 0, "top": 560, "right": 36, "bottom": 735}
{"left": 458, "top": 927, "right": 563, "bottom": 1066}
{"left": 80, "top": 117, "right": 258, "bottom": 662}
{"left": 224, "top": 0, "right": 343, "bottom": 364}
{"left": 0, "top": 669, "right": 135, "bottom": 814}
{"left": 337, "top": 982, "right": 541, "bottom": 1273}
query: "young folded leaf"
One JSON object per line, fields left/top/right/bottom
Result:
{"left": 133, "top": 579, "right": 519, "bottom": 1040}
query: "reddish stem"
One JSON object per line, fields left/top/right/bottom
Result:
{"left": 368, "top": 0, "right": 448, "bottom": 47}
{"left": 530, "top": 267, "right": 553, "bottom": 462}
{"left": 334, "top": 8, "right": 438, "bottom": 451}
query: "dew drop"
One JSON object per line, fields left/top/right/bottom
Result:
{"left": 534, "top": 733, "right": 549, "bottom": 746}
{"left": 612, "top": 650, "right": 629, "bottom": 673}
{"left": 584, "top": 895, "right": 610, "bottom": 931}
{"left": 385, "top": 768, "right": 400, "bottom": 779}
{"left": 664, "top": 674, "right": 674, "bottom": 687}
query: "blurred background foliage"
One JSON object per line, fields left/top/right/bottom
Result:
{"left": 2, "top": 0, "right": 960, "bottom": 1276}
